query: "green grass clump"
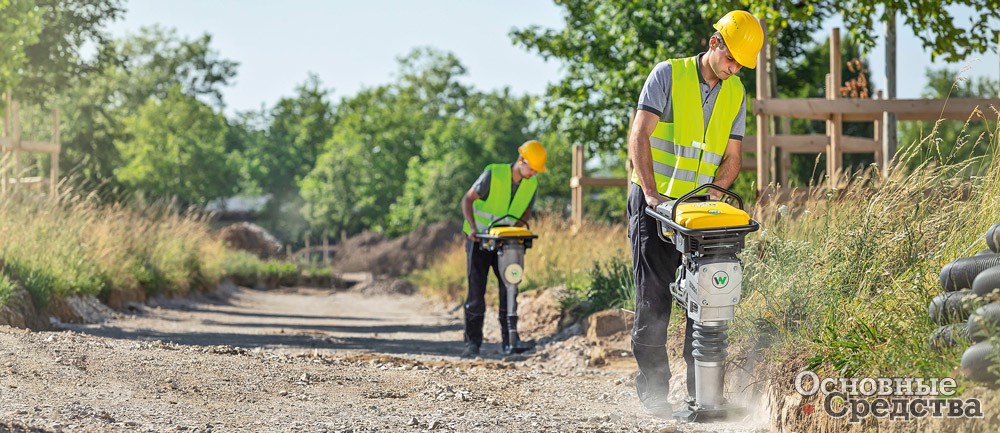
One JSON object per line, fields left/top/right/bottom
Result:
{"left": 301, "top": 265, "right": 333, "bottom": 281}
{"left": 221, "top": 251, "right": 302, "bottom": 288}
{"left": 0, "top": 274, "right": 14, "bottom": 305}
{"left": 260, "top": 260, "right": 299, "bottom": 286}
{"left": 222, "top": 251, "right": 265, "bottom": 287}
{"left": 559, "top": 255, "right": 636, "bottom": 315}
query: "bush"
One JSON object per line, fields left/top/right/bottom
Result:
{"left": 583, "top": 255, "right": 636, "bottom": 312}
{"left": 222, "top": 251, "right": 263, "bottom": 287}
{"left": 221, "top": 251, "right": 301, "bottom": 288}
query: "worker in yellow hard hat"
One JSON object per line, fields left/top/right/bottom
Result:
{"left": 459, "top": 140, "right": 546, "bottom": 358}
{"left": 625, "top": 10, "right": 763, "bottom": 418}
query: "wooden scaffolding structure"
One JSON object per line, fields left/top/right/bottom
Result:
{"left": 1, "top": 93, "right": 61, "bottom": 197}
{"left": 753, "top": 25, "right": 1000, "bottom": 195}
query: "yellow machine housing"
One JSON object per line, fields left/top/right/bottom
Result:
{"left": 673, "top": 201, "right": 750, "bottom": 229}
{"left": 488, "top": 226, "right": 534, "bottom": 237}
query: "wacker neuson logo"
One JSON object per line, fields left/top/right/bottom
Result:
{"left": 794, "top": 371, "right": 984, "bottom": 422}
{"left": 712, "top": 271, "right": 729, "bottom": 288}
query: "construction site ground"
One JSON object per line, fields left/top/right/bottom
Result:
{"left": 0, "top": 282, "right": 768, "bottom": 433}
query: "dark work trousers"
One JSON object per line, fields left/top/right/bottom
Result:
{"left": 627, "top": 183, "right": 696, "bottom": 402}
{"left": 463, "top": 239, "right": 510, "bottom": 347}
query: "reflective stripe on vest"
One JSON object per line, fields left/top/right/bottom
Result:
{"left": 463, "top": 163, "right": 538, "bottom": 235}
{"left": 631, "top": 56, "right": 744, "bottom": 198}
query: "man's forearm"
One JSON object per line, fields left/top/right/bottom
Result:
{"left": 713, "top": 152, "right": 741, "bottom": 189}
{"left": 461, "top": 197, "right": 477, "bottom": 231}
{"left": 629, "top": 135, "right": 659, "bottom": 197}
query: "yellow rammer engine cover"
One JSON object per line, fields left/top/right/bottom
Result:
{"left": 674, "top": 201, "right": 750, "bottom": 229}
{"left": 488, "top": 226, "right": 534, "bottom": 237}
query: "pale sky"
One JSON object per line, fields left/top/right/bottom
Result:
{"left": 107, "top": 1, "right": 1000, "bottom": 116}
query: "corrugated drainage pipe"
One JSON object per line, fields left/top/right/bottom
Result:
{"left": 987, "top": 222, "right": 1000, "bottom": 253}
{"left": 929, "top": 323, "right": 969, "bottom": 352}
{"left": 972, "top": 266, "right": 1000, "bottom": 297}
{"left": 961, "top": 339, "right": 1000, "bottom": 387}
{"left": 967, "top": 302, "right": 1000, "bottom": 343}
{"left": 940, "top": 255, "right": 1000, "bottom": 292}
{"left": 929, "top": 290, "right": 975, "bottom": 325}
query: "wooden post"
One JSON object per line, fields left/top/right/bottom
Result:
{"left": 827, "top": 28, "right": 843, "bottom": 188}
{"left": 2, "top": 92, "right": 9, "bottom": 195}
{"left": 874, "top": 90, "right": 883, "bottom": 173}
{"left": 12, "top": 99, "right": 20, "bottom": 188}
{"left": 755, "top": 18, "right": 769, "bottom": 196}
{"left": 571, "top": 144, "right": 584, "bottom": 226}
{"left": 882, "top": 9, "right": 898, "bottom": 175}
{"left": 322, "top": 231, "right": 329, "bottom": 266}
{"left": 50, "top": 109, "right": 60, "bottom": 197}
{"left": 304, "top": 237, "right": 311, "bottom": 265}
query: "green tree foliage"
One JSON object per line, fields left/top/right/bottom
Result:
{"left": 386, "top": 90, "right": 534, "bottom": 235}
{"left": 260, "top": 74, "right": 334, "bottom": 193}
{"left": 510, "top": 0, "right": 827, "bottom": 154}
{"left": 224, "top": 108, "right": 270, "bottom": 196}
{"left": 0, "top": 0, "right": 43, "bottom": 93}
{"left": 114, "top": 85, "right": 236, "bottom": 204}
{"left": 15, "top": 0, "right": 125, "bottom": 105}
{"left": 301, "top": 49, "right": 469, "bottom": 236}
{"left": 233, "top": 74, "right": 335, "bottom": 242}
{"left": 55, "top": 27, "right": 238, "bottom": 187}
{"left": 834, "top": 0, "right": 1000, "bottom": 62}
{"left": 898, "top": 68, "right": 999, "bottom": 168}
{"left": 301, "top": 48, "right": 547, "bottom": 237}
{"left": 102, "top": 26, "right": 238, "bottom": 108}
{"left": 532, "top": 132, "right": 574, "bottom": 215}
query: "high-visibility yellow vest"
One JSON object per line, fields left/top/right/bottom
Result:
{"left": 631, "top": 56, "right": 745, "bottom": 198}
{"left": 463, "top": 163, "right": 537, "bottom": 235}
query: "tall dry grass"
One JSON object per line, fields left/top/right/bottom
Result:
{"left": 0, "top": 189, "right": 228, "bottom": 306}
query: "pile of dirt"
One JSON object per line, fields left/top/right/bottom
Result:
{"left": 331, "top": 220, "right": 463, "bottom": 277}
{"left": 218, "top": 222, "right": 284, "bottom": 258}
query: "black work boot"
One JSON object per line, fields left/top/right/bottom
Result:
{"left": 503, "top": 315, "right": 535, "bottom": 355}
{"left": 460, "top": 342, "right": 480, "bottom": 358}
{"left": 500, "top": 312, "right": 511, "bottom": 352}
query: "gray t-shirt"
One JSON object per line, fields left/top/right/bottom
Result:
{"left": 637, "top": 53, "right": 746, "bottom": 140}
{"left": 471, "top": 164, "right": 536, "bottom": 211}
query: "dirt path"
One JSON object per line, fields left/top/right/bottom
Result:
{"left": 0, "top": 285, "right": 767, "bottom": 432}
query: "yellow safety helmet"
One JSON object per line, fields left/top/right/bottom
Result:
{"left": 713, "top": 10, "right": 764, "bottom": 69}
{"left": 518, "top": 140, "right": 546, "bottom": 173}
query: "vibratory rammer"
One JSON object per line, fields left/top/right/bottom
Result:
{"left": 644, "top": 184, "right": 760, "bottom": 422}
{"left": 475, "top": 216, "right": 538, "bottom": 355}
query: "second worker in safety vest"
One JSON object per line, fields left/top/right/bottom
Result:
{"left": 626, "top": 10, "right": 763, "bottom": 417}
{"left": 460, "top": 140, "right": 547, "bottom": 358}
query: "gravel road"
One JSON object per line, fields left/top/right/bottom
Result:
{"left": 0, "top": 284, "right": 768, "bottom": 432}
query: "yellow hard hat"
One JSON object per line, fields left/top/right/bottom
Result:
{"left": 713, "top": 10, "right": 764, "bottom": 69}
{"left": 518, "top": 140, "right": 546, "bottom": 173}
